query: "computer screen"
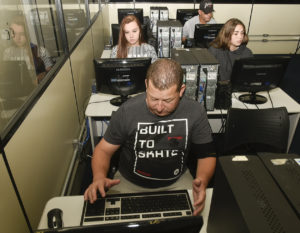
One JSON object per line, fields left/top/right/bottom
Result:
{"left": 231, "top": 56, "right": 290, "bottom": 104}
{"left": 118, "top": 8, "right": 144, "bottom": 24}
{"left": 176, "top": 9, "right": 198, "bottom": 26}
{"left": 93, "top": 58, "right": 151, "bottom": 106}
{"left": 38, "top": 216, "right": 203, "bottom": 233}
{"left": 194, "top": 24, "right": 223, "bottom": 48}
{"left": 111, "top": 24, "right": 148, "bottom": 46}
{"left": 63, "top": 9, "right": 87, "bottom": 29}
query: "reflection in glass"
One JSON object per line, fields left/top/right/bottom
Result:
{"left": 0, "top": 1, "right": 65, "bottom": 135}
{"left": 62, "top": 0, "right": 88, "bottom": 49}
{"left": 89, "top": 0, "right": 99, "bottom": 20}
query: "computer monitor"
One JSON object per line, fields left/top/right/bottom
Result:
{"left": 93, "top": 58, "right": 151, "bottom": 106}
{"left": 207, "top": 155, "right": 300, "bottom": 233}
{"left": 231, "top": 56, "right": 290, "bottom": 105}
{"left": 176, "top": 9, "right": 198, "bottom": 26}
{"left": 118, "top": 8, "right": 144, "bottom": 24}
{"left": 38, "top": 216, "right": 203, "bottom": 233}
{"left": 194, "top": 24, "right": 223, "bottom": 48}
{"left": 63, "top": 9, "right": 87, "bottom": 29}
{"left": 111, "top": 23, "right": 148, "bottom": 46}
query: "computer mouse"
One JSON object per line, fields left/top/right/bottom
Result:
{"left": 47, "top": 208, "right": 63, "bottom": 229}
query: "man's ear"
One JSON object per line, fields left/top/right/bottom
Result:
{"left": 145, "top": 79, "right": 148, "bottom": 89}
{"left": 179, "top": 84, "right": 186, "bottom": 97}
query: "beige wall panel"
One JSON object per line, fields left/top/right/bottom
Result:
{"left": 249, "top": 4, "right": 300, "bottom": 35}
{"left": 4, "top": 61, "right": 80, "bottom": 229}
{"left": 247, "top": 4, "right": 300, "bottom": 54}
{"left": 91, "top": 11, "right": 105, "bottom": 59}
{"left": 248, "top": 41, "right": 299, "bottom": 54}
{"left": 107, "top": 3, "right": 251, "bottom": 28}
{"left": 70, "top": 31, "right": 95, "bottom": 123}
{"left": 0, "top": 155, "right": 30, "bottom": 233}
{"left": 100, "top": 4, "right": 111, "bottom": 45}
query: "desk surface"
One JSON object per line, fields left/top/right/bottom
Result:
{"left": 38, "top": 189, "right": 213, "bottom": 233}
{"left": 85, "top": 88, "right": 300, "bottom": 117}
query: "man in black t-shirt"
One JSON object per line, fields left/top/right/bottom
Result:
{"left": 84, "top": 58, "right": 216, "bottom": 215}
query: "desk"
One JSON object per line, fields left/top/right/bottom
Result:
{"left": 85, "top": 88, "right": 300, "bottom": 152}
{"left": 38, "top": 189, "right": 213, "bottom": 233}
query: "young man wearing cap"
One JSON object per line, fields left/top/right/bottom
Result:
{"left": 182, "top": 0, "right": 216, "bottom": 43}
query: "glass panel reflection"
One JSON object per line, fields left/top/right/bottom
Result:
{"left": 89, "top": 0, "right": 99, "bottom": 20}
{"left": 62, "top": 0, "right": 88, "bottom": 49}
{"left": 0, "top": 1, "right": 64, "bottom": 135}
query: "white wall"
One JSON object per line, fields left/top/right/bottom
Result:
{"left": 104, "top": 3, "right": 300, "bottom": 54}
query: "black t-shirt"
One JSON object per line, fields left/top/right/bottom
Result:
{"left": 104, "top": 93, "right": 213, "bottom": 188}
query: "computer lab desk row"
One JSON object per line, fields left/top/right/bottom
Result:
{"left": 85, "top": 87, "right": 300, "bottom": 152}
{"left": 38, "top": 189, "right": 212, "bottom": 233}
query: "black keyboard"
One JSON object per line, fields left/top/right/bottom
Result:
{"left": 81, "top": 190, "right": 193, "bottom": 226}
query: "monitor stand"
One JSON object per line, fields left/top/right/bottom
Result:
{"left": 110, "top": 95, "right": 130, "bottom": 106}
{"left": 238, "top": 92, "right": 267, "bottom": 105}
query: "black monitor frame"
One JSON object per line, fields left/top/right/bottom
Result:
{"left": 93, "top": 57, "right": 151, "bottom": 106}
{"left": 176, "top": 9, "right": 198, "bottom": 26}
{"left": 118, "top": 8, "right": 144, "bottom": 24}
{"left": 111, "top": 23, "right": 148, "bottom": 46}
{"left": 194, "top": 24, "right": 224, "bottom": 48}
{"left": 231, "top": 56, "right": 290, "bottom": 105}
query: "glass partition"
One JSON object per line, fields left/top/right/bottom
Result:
{"left": 89, "top": 0, "right": 100, "bottom": 21}
{"left": 61, "top": 0, "right": 88, "bottom": 50}
{"left": 0, "top": 0, "right": 65, "bottom": 137}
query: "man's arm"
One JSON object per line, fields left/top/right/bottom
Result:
{"left": 192, "top": 156, "right": 216, "bottom": 215}
{"left": 84, "top": 138, "right": 121, "bottom": 203}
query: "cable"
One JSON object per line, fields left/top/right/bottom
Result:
{"left": 268, "top": 90, "right": 274, "bottom": 108}
{"left": 159, "top": 29, "right": 163, "bottom": 57}
{"left": 247, "top": 0, "right": 254, "bottom": 35}
{"left": 295, "top": 36, "right": 300, "bottom": 54}
{"left": 171, "top": 28, "right": 175, "bottom": 48}
{"left": 233, "top": 93, "right": 248, "bottom": 109}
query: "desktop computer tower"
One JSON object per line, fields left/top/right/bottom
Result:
{"left": 190, "top": 48, "right": 218, "bottom": 111}
{"left": 157, "top": 20, "right": 182, "bottom": 58}
{"left": 171, "top": 48, "right": 199, "bottom": 100}
{"left": 258, "top": 152, "right": 300, "bottom": 219}
{"left": 150, "top": 7, "right": 169, "bottom": 37}
{"left": 171, "top": 48, "right": 219, "bottom": 111}
{"left": 207, "top": 155, "right": 300, "bottom": 233}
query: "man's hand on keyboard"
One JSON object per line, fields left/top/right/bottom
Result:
{"left": 84, "top": 178, "right": 120, "bottom": 203}
{"left": 192, "top": 178, "right": 206, "bottom": 216}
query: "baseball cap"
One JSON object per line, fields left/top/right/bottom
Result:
{"left": 199, "top": 0, "right": 214, "bottom": 14}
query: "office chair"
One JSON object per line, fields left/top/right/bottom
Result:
{"left": 222, "top": 107, "right": 290, "bottom": 155}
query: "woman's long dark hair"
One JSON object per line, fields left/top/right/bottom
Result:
{"left": 210, "top": 18, "right": 249, "bottom": 50}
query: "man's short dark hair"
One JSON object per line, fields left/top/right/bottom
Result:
{"left": 146, "top": 58, "right": 183, "bottom": 92}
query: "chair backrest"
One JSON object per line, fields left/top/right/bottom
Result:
{"left": 223, "top": 107, "right": 290, "bottom": 154}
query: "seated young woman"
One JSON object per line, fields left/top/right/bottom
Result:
{"left": 110, "top": 15, "right": 157, "bottom": 63}
{"left": 208, "top": 18, "right": 253, "bottom": 81}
